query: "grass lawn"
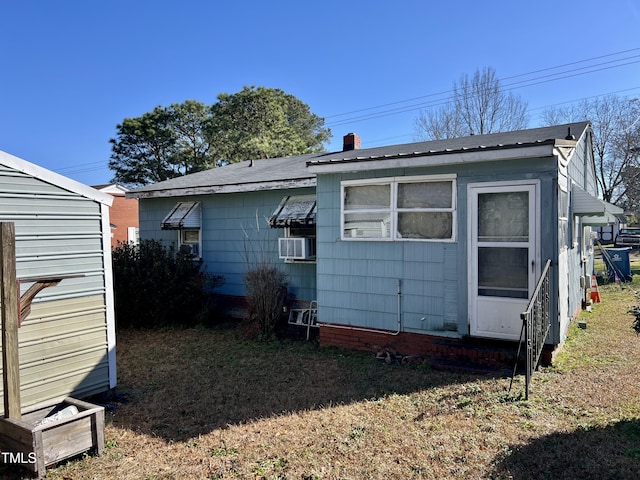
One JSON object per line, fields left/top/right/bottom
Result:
{"left": 3, "top": 279, "right": 640, "bottom": 479}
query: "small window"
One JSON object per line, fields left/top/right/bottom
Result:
{"left": 282, "top": 225, "right": 316, "bottom": 262}
{"left": 341, "top": 175, "right": 456, "bottom": 241}
{"left": 127, "top": 227, "right": 140, "bottom": 245}
{"left": 559, "top": 186, "right": 568, "bottom": 251}
{"left": 270, "top": 196, "right": 317, "bottom": 263}
{"left": 288, "top": 225, "right": 315, "bottom": 238}
{"left": 180, "top": 229, "right": 201, "bottom": 257}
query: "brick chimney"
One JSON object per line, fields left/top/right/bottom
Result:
{"left": 343, "top": 132, "right": 361, "bottom": 151}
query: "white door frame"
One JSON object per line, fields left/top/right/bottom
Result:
{"left": 467, "top": 180, "right": 540, "bottom": 340}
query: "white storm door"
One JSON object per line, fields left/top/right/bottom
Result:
{"left": 469, "top": 182, "right": 539, "bottom": 340}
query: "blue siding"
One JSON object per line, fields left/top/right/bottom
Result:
{"left": 316, "top": 168, "right": 457, "bottom": 333}
{"left": 316, "top": 157, "right": 559, "bottom": 337}
{"left": 559, "top": 131, "right": 600, "bottom": 341}
{"left": 138, "top": 140, "right": 593, "bottom": 345}
{"left": 139, "top": 188, "right": 316, "bottom": 302}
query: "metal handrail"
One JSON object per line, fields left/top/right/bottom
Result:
{"left": 510, "top": 259, "right": 552, "bottom": 399}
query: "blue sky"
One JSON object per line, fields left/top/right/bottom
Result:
{"left": 1, "top": 0, "right": 639, "bottom": 186}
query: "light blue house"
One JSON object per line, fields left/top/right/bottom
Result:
{"left": 129, "top": 152, "right": 320, "bottom": 314}
{"left": 130, "top": 123, "right": 619, "bottom": 363}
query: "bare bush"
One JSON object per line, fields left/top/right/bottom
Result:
{"left": 244, "top": 263, "right": 287, "bottom": 339}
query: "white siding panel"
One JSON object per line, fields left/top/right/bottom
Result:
{"left": 19, "top": 295, "right": 106, "bottom": 340}
{"left": 0, "top": 297, "right": 110, "bottom": 413}
{"left": 0, "top": 170, "right": 81, "bottom": 195}
{"left": 20, "top": 354, "right": 110, "bottom": 408}
{"left": 9, "top": 218, "right": 103, "bottom": 235}
{"left": 20, "top": 332, "right": 106, "bottom": 365}
{"left": 0, "top": 194, "right": 102, "bottom": 215}
{"left": 15, "top": 236, "right": 103, "bottom": 256}
{"left": 0, "top": 164, "right": 113, "bottom": 413}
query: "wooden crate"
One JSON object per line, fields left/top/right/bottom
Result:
{"left": 0, "top": 397, "right": 105, "bottom": 478}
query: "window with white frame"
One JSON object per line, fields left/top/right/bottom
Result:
{"left": 558, "top": 185, "right": 569, "bottom": 251}
{"left": 180, "top": 229, "right": 201, "bottom": 257}
{"left": 161, "top": 201, "right": 202, "bottom": 257}
{"left": 341, "top": 175, "right": 456, "bottom": 241}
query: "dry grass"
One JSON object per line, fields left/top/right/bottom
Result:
{"left": 3, "top": 280, "right": 640, "bottom": 479}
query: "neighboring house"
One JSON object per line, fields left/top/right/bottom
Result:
{"left": 593, "top": 218, "right": 627, "bottom": 244}
{"left": 0, "top": 150, "right": 117, "bottom": 414}
{"left": 129, "top": 123, "right": 619, "bottom": 364}
{"left": 93, "top": 183, "right": 139, "bottom": 248}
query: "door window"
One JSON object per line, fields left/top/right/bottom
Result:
{"left": 477, "top": 191, "right": 530, "bottom": 299}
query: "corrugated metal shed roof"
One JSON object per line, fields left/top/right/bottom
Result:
{"left": 0, "top": 150, "right": 113, "bottom": 206}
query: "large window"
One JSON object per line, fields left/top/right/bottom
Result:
{"left": 341, "top": 175, "right": 456, "bottom": 241}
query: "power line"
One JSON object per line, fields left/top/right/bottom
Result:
{"left": 55, "top": 160, "right": 106, "bottom": 173}
{"left": 359, "top": 86, "right": 640, "bottom": 149}
{"left": 327, "top": 60, "right": 640, "bottom": 128}
{"left": 57, "top": 81, "right": 640, "bottom": 175}
{"left": 529, "top": 86, "right": 640, "bottom": 114}
{"left": 325, "top": 48, "right": 640, "bottom": 120}
{"left": 53, "top": 161, "right": 111, "bottom": 178}
{"left": 325, "top": 49, "right": 640, "bottom": 128}
{"left": 500, "top": 47, "right": 640, "bottom": 82}
{"left": 54, "top": 49, "right": 640, "bottom": 173}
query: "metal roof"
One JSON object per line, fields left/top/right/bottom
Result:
{"left": 129, "top": 122, "right": 590, "bottom": 198}
{"left": 129, "top": 153, "right": 318, "bottom": 198}
{"left": 307, "top": 122, "right": 590, "bottom": 167}
{"left": 0, "top": 150, "right": 113, "bottom": 206}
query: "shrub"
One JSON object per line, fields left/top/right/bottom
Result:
{"left": 630, "top": 305, "right": 640, "bottom": 335}
{"left": 244, "top": 263, "right": 287, "bottom": 339}
{"left": 112, "top": 240, "right": 223, "bottom": 329}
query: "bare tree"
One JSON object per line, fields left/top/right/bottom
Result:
{"left": 541, "top": 96, "right": 640, "bottom": 206}
{"left": 414, "top": 67, "right": 529, "bottom": 140}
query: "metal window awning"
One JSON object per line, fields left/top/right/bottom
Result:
{"left": 268, "top": 195, "right": 317, "bottom": 227}
{"left": 571, "top": 184, "right": 624, "bottom": 225}
{"left": 161, "top": 201, "right": 201, "bottom": 230}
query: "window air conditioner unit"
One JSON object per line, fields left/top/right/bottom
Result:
{"left": 278, "top": 237, "right": 315, "bottom": 260}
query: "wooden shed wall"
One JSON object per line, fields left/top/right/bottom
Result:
{"left": 0, "top": 165, "right": 113, "bottom": 414}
